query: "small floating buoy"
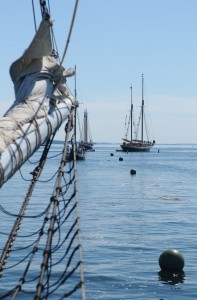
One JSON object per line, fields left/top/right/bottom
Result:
{"left": 110, "top": 153, "right": 114, "bottom": 156}
{"left": 119, "top": 157, "right": 123, "bottom": 161}
{"left": 159, "top": 249, "right": 185, "bottom": 271}
{"left": 158, "top": 149, "right": 160, "bottom": 153}
{"left": 130, "top": 169, "right": 136, "bottom": 175}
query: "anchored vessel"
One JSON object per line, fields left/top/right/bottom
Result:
{"left": 79, "top": 109, "right": 95, "bottom": 151}
{"left": 120, "top": 74, "right": 155, "bottom": 152}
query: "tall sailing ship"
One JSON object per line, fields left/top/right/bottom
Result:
{"left": 120, "top": 74, "right": 155, "bottom": 152}
{"left": 79, "top": 109, "right": 95, "bottom": 151}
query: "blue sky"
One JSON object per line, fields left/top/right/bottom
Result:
{"left": 0, "top": 1, "right": 196, "bottom": 144}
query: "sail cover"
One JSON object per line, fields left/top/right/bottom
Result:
{"left": 0, "top": 16, "right": 76, "bottom": 188}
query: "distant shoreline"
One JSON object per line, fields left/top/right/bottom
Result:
{"left": 53, "top": 140, "right": 197, "bottom": 146}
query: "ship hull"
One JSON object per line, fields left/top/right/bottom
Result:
{"left": 120, "top": 141, "right": 153, "bottom": 152}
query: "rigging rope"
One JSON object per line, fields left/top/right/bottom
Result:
{"left": 35, "top": 114, "right": 73, "bottom": 299}
{"left": 71, "top": 105, "right": 86, "bottom": 299}
{"left": 31, "top": 0, "right": 37, "bottom": 32}
{"left": 0, "top": 130, "right": 57, "bottom": 277}
{"left": 40, "top": 0, "right": 49, "bottom": 18}
{"left": 60, "top": 0, "right": 79, "bottom": 66}
{"left": 0, "top": 1, "right": 85, "bottom": 298}
{"left": 0, "top": 107, "right": 86, "bottom": 299}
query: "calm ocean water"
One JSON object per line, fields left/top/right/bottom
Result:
{"left": 0, "top": 143, "right": 197, "bottom": 299}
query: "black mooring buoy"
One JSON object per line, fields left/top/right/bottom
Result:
{"left": 130, "top": 169, "right": 136, "bottom": 175}
{"left": 119, "top": 157, "right": 123, "bottom": 161}
{"left": 110, "top": 153, "right": 114, "bottom": 156}
{"left": 159, "top": 249, "right": 185, "bottom": 272}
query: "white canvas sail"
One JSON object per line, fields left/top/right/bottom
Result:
{"left": 0, "top": 16, "right": 76, "bottom": 188}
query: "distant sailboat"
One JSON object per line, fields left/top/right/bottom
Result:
{"left": 79, "top": 109, "right": 95, "bottom": 151}
{"left": 73, "top": 65, "right": 86, "bottom": 160}
{"left": 120, "top": 74, "right": 155, "bottom": 152}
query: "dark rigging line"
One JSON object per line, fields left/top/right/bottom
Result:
{"left": 60, "top": 0, "right": 79, "bottom": 66}
{"left": 31, "top": 0, "right": 37, "bottom": 32}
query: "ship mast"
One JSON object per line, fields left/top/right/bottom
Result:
{"left": 130, "top": 84, "right": 133, "bottom": 142}
{"left": 141, "top": 73, "right": 144, "bottom": 141}
{"left": 74, "top": 65, "right": 77, "bottom": 99}
{"left": 84, "top": 109, "right": 88, "bottom": 143}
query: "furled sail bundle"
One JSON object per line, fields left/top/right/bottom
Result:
{"left": 0, "top": 15, "right": 76, "bottom": 188}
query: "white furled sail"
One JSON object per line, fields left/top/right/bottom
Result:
{"left": 0, "top": 15, "right": 76, "bottom": 188}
